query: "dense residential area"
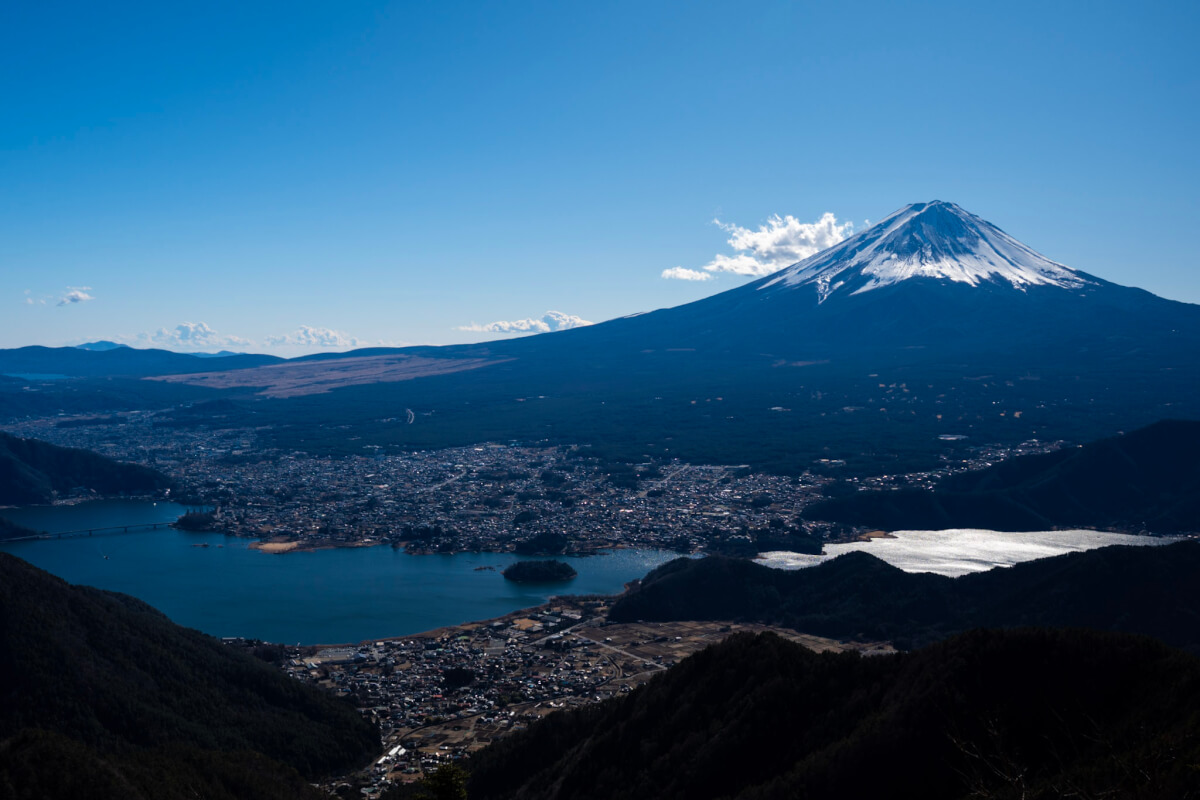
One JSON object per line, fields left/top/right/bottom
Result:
{"left": 2, "top": 412, "right": 1062, "bottom": 553}
{"left": 229, "top": 599, "right": 888, "bottom": 797}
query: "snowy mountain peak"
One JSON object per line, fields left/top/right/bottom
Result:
{"left": 761, "top": 201, "right": 1093, "bottom": 302}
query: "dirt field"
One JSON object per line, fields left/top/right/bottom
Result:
{"left": 147, "top": 354, "right": 509, "bottom": 398}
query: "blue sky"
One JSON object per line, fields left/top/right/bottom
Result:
{"left": 3, "top": 1, "right": 1198, "bottom": 355}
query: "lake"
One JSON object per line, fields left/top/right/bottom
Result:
{"left": 0, "top": 501, "right": 678, "bottom": 644}
{"left": 0, "top": 498, "right": 199, "bottom": 534}
{"left": 758, "top": 528, "right": 1181, "bottom": 577}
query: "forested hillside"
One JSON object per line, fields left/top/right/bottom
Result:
{"left": 468, "top": 629, "right": 1200, "bottom": 799}
{"left": 0, "top": 553, "right": 380, "bottom": 799}
{"left": 805, "top": 419, "right": 1200, "bottom": 532}
{"left": 0, "top": 431, "right": 171, "bottom": 507}
{"left": 609, "top": 541, "right": 1200, "bottom": 652}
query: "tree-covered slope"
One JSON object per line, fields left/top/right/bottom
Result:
{"left": 0, "top": 516, "right": 35, "bottom": 540}
{"left": 609, "top": 541, "right": 1200, "bottom": 652}
{"left": 0, "top": 431, "right": 172, "bottom": 507}
{"left": 0, "top": 728, "right": 328, "bottom": 800}
{"left": 468, "top": 629, "right": 1200, "bottom": 800}
{"left": 804, "top": 419, "right": 1200, "bottom": 532}
{"left": 0, "top": 553, "right": 379, "bottom": 797}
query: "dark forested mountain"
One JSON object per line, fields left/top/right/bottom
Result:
{"left": 806, "top": 419, "right": 1200, "bottom": 532}
{"left": 0, "top": 516, "right": 34, "bottom": 540}
{"left": 468, "top": 628, "right": 1200, "bottom": 800}
{"left": 0, "top": 431, "right": 171, "bottom": 508}
{"left": 609, "top": 541, "right": 1200, "bottom": 652}
{"left": 0, "top": 553, "right": 379, "bottom": 799}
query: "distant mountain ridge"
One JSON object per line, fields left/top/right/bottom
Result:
{"left": 74, "top": 340, "right": 130, "bottom": 352}
{"left": 805, "top": 419, "right": 1200, "bottom": 533}
{"left": 0, "top": 345, "right": 282, "bottom": 378}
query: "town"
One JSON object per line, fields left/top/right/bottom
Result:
{"left": 3, "top": 410, "right": 1064, "bottom": 555}
{"left": 224, "top": 597, "right": 893, "bottom": 797}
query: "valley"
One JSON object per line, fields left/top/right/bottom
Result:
{"left": 1, "top": 407, "right": 1066, "bottom": 557}
{"left": 265, "top": 600, "right": 887, "bottom": 795}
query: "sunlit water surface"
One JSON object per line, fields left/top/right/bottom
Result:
{"left": 759, "top": 528, "right": 1181, "bottom": 577}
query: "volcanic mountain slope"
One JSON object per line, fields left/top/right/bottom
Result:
{"left": 532, "top": 200, "right": 1200, "bottom": 359}
{"left": 15, "top": 202, "right": 1200, "bottom": 476}
{"left": 229, "top": 204, "right": 1199, "bottom": 472}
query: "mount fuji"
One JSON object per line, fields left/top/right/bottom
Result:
{"left": 519, "top": 200, "right": 1199, "bottom": 363}
{"left": 763, "top": 200, "right": 1092, "bottom": 300}
{"left": 13, "top": 201, "right": 1199, "bottom": 474}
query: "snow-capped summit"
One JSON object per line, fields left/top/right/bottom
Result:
{"left": 485, "top": 198, "right": 1198, "bottom": 367}
{"left": 761, "top": 201, "right": 1093, "bottom": 302}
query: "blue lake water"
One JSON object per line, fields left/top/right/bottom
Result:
{"left": 2, "top": 373, "right": 72, "bottom": 381}
{"left": 0, "top": 498, "right": 198, "bottom": 534}
{"left": 0, "top": 501, "right": 678, "bottom": 644}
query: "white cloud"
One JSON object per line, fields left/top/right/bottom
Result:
{"left": 664, "top": 212, "right": 853, "bottom": 280}
{"left": 265, "top": 325, "right": 363, "bottom": 349}
{"left": 138, "top": 322, "right": 252, "bottom": 351}
{"left": 458, "top": 310, "right": 594, "bottom": 335}
{"left": 57, "top": 286, "right": 94, "bottom": 306}
{"left": 660, "top": 267, "right": 714, "bottom": 281}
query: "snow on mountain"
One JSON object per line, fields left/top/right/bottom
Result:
{"left": 761, "top": 201, "right": 1094, "bottom": 302}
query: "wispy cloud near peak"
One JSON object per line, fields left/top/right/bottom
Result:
{"left": 458, "top": 310, "right": 593, "bottom": 335}
{"left": 664, "top": 212, "right": 853, "bottom": 281}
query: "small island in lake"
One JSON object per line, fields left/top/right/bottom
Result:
{"left": 502, "top": 559, "right": 578, "bottom": 583}
{"left": 173, "top": 510, "right": 218, "bottom": 531}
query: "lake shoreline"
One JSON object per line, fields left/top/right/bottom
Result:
{"left": 759, "top": 528, "right": 1187, "bottom": 578}
{"left": 0, "top": 511, "right": 679, "bottom": 644}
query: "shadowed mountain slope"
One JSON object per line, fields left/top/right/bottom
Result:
{"left": 468, "top": 628, "right": 1200, "bottom": 800}
{"left": 0, "top": 431, "right": 172, "bottom": 509}
{"left": 608, "top": 541, "right": 1200, "bottom": 652}
{"left": 0, "top": 553, "right": 380, "bottom": 799}
{"left": 804, "top": 419, "right": 1200, "bottom": 532}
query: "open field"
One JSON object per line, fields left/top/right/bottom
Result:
{"left": 147, "top": 354, "right": 508, "bottom": 398}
